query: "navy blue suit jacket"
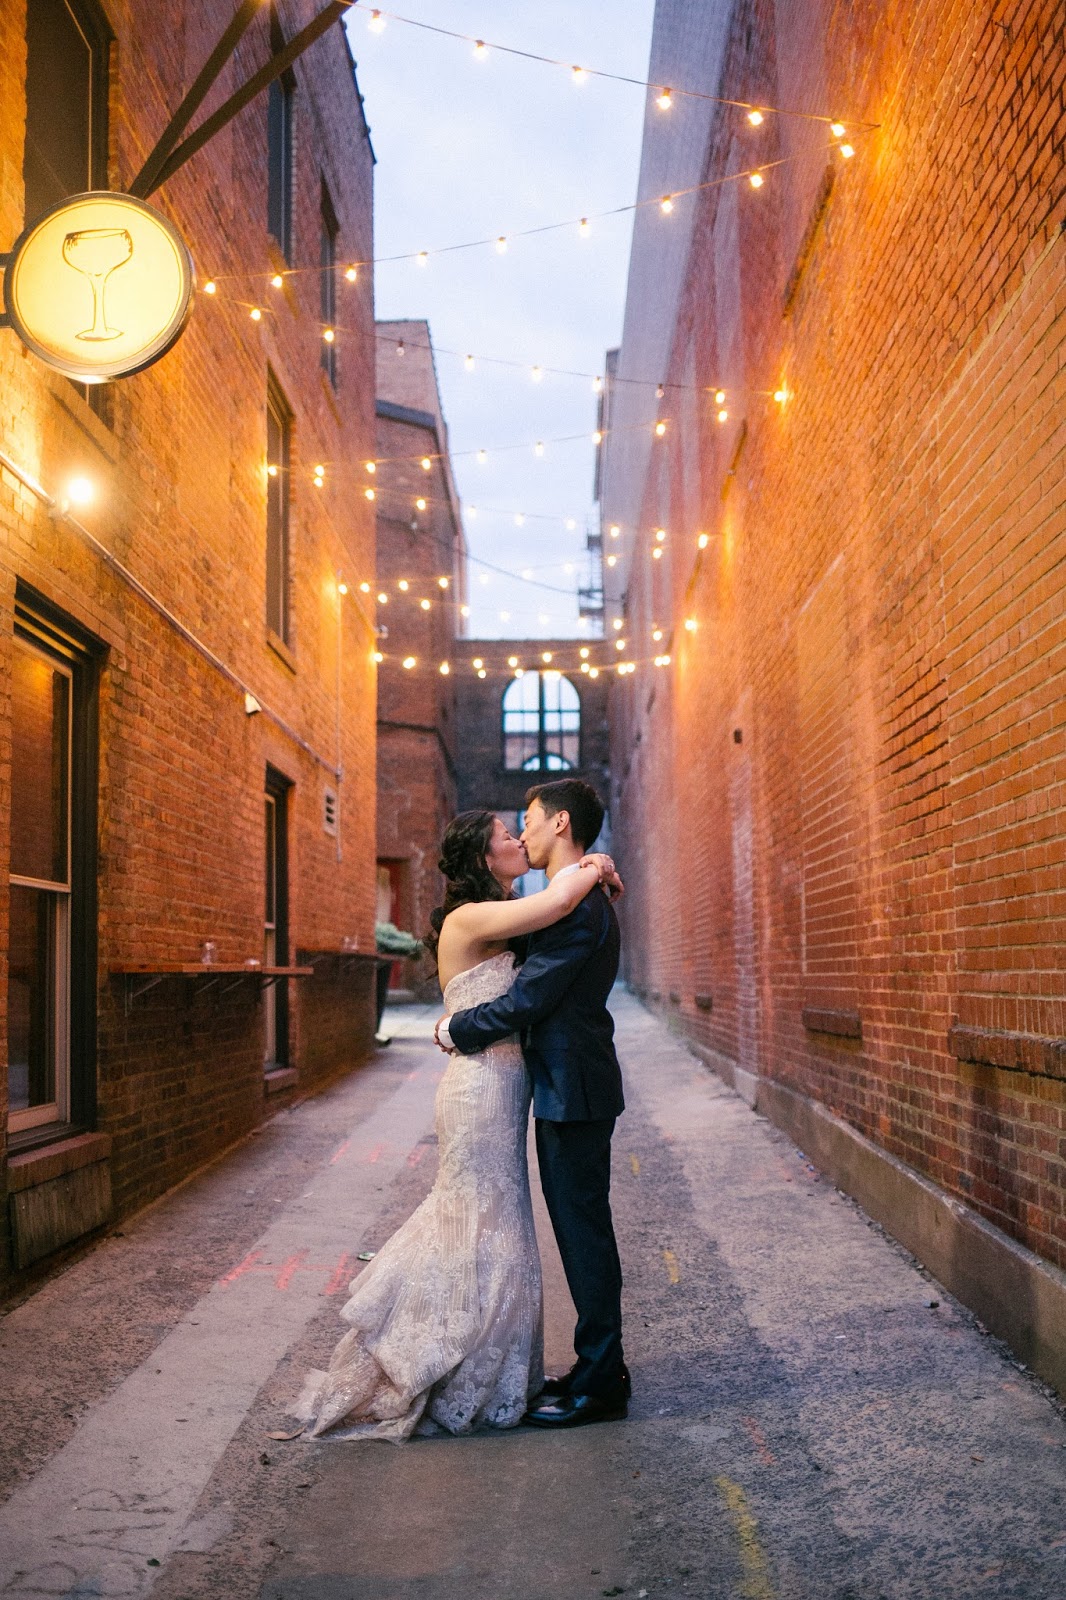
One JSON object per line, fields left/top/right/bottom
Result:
{"left": 447, "top": 887, "right": 624, "bottom": 1122}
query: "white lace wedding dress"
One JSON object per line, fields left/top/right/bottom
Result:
{"left": 296, "top": 951, "right": 544, "bottom": 1441}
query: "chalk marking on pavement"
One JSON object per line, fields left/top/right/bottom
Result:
{"left": 741, "top": 1415, "right": 777, "bottom": 1466}
{"left": 630, "top": 1153, "right": 640, "bottom": 1176}
{"left": 0, "top": 1062, "right": 439, "bottom": 1599}
{"left": 714, "top": 1476, "right": 775, "bottom": 1600}
{"left": 662, "top": 1248, "right": 681, "bottom": 1285}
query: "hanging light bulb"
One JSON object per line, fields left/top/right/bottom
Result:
{"left": 839, "top": 142, "right": 855, "bottom": 159}
{"left": 774, "top": 387, "right": 789, "bottom": 403}
{"left": 472, "top": 657, "right": 484, "bottom": 669}
{"left": 652, "top": 546, "right": 664, "bottom": 559}
{"left": 612, "top": 618, "right": 624, "bottom": 630}
{"left": 398, "top": 579, "right": 410, "bottom": 591}
{"left": 440, "top": 661, "right": 451, "bottom": 674}
{"left": 660, "top": 195, "right": 674, "bottom": 214}
{"left": 513, "top": 667, "right": 524, "bottom": 678}
{"left": 337, "top": 580, "right": 348, "bottom": 594}
{"left": 473, "top": 39, "right": 488, "bottom": 59}
{"left": 697, "top": 532, "right": 710, "bottom": 549}
{"left": 531, "top": 364, "right": 543, "bottom": 382}
{"left": 534, "top": 441, "right": 545, "bottom": 457}
{"left": 377, "top": 592, "right": 388, "bottom": 604}
{"left": 514, "top": 513, "right": 525, "bottom": 527}
{"left": 368, "top": 9, "right": 385, "bottom": 30}
{"left": 589, "top": 668, "right": 600, "bottom": 679}
{"left": 657, "top": 88, "right": 673, "bottom": 110}
{"left": 495, "top": 236, "right": 508, "bottom": 254}
{"left": 684, "top": 617, "right": 698, "bottom": 632}
{"left": 397, "top": 339, "right": 405, "bottom": 356}
{"left": 464, "top": 353, "right": 475, "bottom": 371}
{"left": 477, "top": 669, "right": 487, "bottom": 679}
{"left": 267, "top": 463, "right": 278, "bottom": 478}
{"left": 565, "top": 518, "right": 577, "bottom": 531}
{"left": 345, "top": 264, "right": 358, "bottom": 282}
{"left": 477, "top": 448, "right": 487, "bottom": 465}
{"left": 438, "top": 576, "right": 450, "bottom": 589}
{"left": 542, "top": 651, "right": 553, "bottom": 663}
{"left": 593, "top": 374, "right": 603, "bottom": 393}
{"left": 581, "top": 661, "right": 590, "bottom": 673}
{"left": 323, "top": 327, "right": 335, "bottom": 343}
{"left": 656, "top": 383, "right": 665, "bottom": 400}
{"left": 508, "top": 655, "right": 519, "bottom": 668}
{"left": 750, "top": 171, "right": 765, "bottom": 189}
{"left": 415, "top": 497, "right": 427, "bottom": 511}
{"left": 718, "top": 408, "right": 729, "bottom": 423}
{"left": 460, "top": 604, "right": 471, "bottom": 617}
{"left": 572, "top": 65, "right": 586, "bottom": 84}
{"left": 373, "top": 650, "right": 384, "bottom": 663}
{"left": 830, "top": 121, "right": 846, "bottom": 138}
{"left": 250, "top": 306, "right": 262, "bottom": 321}
{"left": 606, "top": 554, "right": 618, "bottom": 568}
{"left": 364, "top": 487, "right": 375, "bottom": 501}
{"left": 271, "top": 273, "right": 283, "bottom": 288}
{"left": 580, "top": 647, "right": 590, "bottom": 659}
{"left": 416, "top": 251, "right": 428, "bottom": 268}
{"left": 655, "top": 420, "right": 667, "bottom": 437}
{"left": 402, "top": 657, "right": 416, "bottom": 670}
{"left": 579, "top": 217, "right": 591, "bottom": 237}
{"left": 366, "top": 461, "right": 377, "bottom": 475}
{"left": 421, "top": 456, "right": 432, "bottom": 471}
{"left": 655, "top": 528, "right": 667, "bottom": 542}
{"left": 715, "top": 390, "right": 726, "bottom": 404}
{"left": 592, "top": 430, "right": 603, "bottom": 445}
{"left": 420, "top": 599, "right": 431, "bottom": 611}
{"left": 609, "top": 524, "right": 621, "bottom": 538}
{"left": 204, "top": 280, "right": 217, "bottom": 294}
{"left": 747, "top": 108, "right": 764, "bottom": 126}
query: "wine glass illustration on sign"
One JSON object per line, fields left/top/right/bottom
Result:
{"left": 62, "top": 227, "right": 134, "bottom": 341}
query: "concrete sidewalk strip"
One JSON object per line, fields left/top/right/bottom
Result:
{"left": 0, "top": 1058, "right": 440, "bottom": 1599}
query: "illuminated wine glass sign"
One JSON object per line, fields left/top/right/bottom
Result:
{"left": 61, "top": 227, "right": 134, "bottom": 341}
{"left": 3, "top": 192, "right": 194, "bottom": 381}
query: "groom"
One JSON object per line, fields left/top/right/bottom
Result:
{"left": 435, "top": 777, "right": 628, "bottom": 1428}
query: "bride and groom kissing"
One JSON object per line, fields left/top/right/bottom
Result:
{"left": 297, "top": 778, "right": 630, "bottom": 1441}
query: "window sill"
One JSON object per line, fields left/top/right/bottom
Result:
{"left": 266, "top": 629, "right": 297, "bottom": 673}
{"left": 264, "top": 1067, "right": 298, "bottom": 1095}
{"left": 8, "top": 1130, "right": 112, "bottom": 1192}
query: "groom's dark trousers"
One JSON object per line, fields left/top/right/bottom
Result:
{"left": 447, "top": 886, "right": 626, "bottom": 1399}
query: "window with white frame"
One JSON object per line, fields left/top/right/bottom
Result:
{"left": 502, "top": 671, "right": 581, "bottom": 771}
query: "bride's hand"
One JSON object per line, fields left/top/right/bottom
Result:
{"left": 580, "top": 853, "right": 624, "bottom": 900}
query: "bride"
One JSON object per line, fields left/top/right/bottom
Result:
{"left": 297, "top": 809, "right": 620, "bottom": 1442}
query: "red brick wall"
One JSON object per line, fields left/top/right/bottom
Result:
{"left": 606, "top": 0, "right": 1066, "bottom": 1266}
{"left": 0, "top": 0, "right": 378, "bottom": 1272}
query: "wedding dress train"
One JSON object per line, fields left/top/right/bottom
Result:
{"left": 296, "top": 951, "right": 544, "bottom": 1441}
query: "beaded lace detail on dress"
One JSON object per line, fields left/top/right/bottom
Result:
{"left": 295, "top": 951, "right": 544, "bottom": 1441}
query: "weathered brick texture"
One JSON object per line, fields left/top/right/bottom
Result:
{"left": 605, "top": 0, "right": 1066, "bottom": 1267}
{"left": 1, "top": 0, "right": 378, "bottom": 1284}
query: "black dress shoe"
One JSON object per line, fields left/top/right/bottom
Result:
{"left": 536, "top": 1363, "right": 631, "bottom": 1401}
{"left": 523, "top": 1389, "right": 628, "bottom": 1429}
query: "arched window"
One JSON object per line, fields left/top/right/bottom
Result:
{"left": 502, "top": 672, "right": 581, "bottom": 771}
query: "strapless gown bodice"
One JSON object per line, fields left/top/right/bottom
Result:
{"left": 296, "top": 952, "right": 543, "bottom": 1441}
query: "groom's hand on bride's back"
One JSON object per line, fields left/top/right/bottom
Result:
{"left": 434, "top": 1016, "right": 456, "bottom": 1053}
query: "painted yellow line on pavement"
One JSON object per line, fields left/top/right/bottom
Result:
{"left": 715, "top": 1476, "right": 774, "bottom": 1600}
{"left": 630, "top": 1153, "right": 640, "bottom": 1176}
{"left": 662, "top": 1248, "right": 680, "bottom": 1284}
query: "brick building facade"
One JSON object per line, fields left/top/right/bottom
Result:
{"left": 454, "top": 637, "right": 613, "bottom": 846}
{"left": 373, "top": 321, "right": 465, "bottom": 970}
{"left": 603, "top": 0, "right": 1066, "bottom": 1383}
{"left": 0, "top": 0, "right": 378, "bottom": 1288}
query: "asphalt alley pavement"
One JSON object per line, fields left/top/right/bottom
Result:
{"left": 1, "top": 991, "right": 1065, "bottom": 1599}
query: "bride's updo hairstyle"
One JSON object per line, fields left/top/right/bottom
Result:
{"left": 425, "top": 809, "right": 508, "bottom": 961}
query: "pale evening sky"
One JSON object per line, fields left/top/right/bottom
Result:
{"left": 344, "top": 0, "right": 657, "bottom": 638}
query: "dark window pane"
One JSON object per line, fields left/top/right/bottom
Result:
{"left": 266, "top": 389, "right": 291, "bottom": 641}
{"left": 267, "top": 77, "right": 293, "bottom": 258}
{"left": 320, "top": 186, "right": 338, "bottom": 384}
{"left": 264, "top": 797, "right": 276, "bottom": 926}
{"left": 10, "top": 641, "right": 69, "bottom": 884}
{"left": 7, "top": 885, "right": 58, "bottom": 1111}
{"left": 24, "top": 0, "right": 93, "bottom": 221}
